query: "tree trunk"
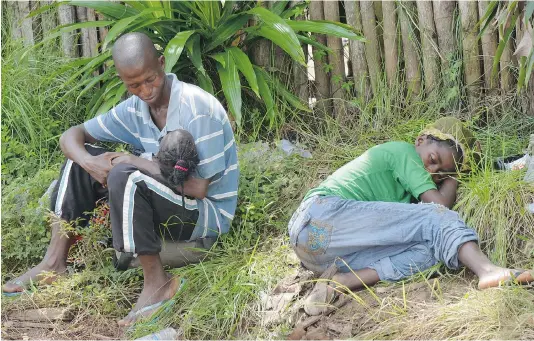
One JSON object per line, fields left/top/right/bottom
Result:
{"left": 323, "top": 0, "right": 345, "bottom": 118}
{"left": 86, "top": 8, "right": 99, "bottom": 57}
{"left": 75, "top": 6, "right": 92, "bottom": 58}
{"left": 97, "top": 12, "right": 109, "bottom": 48}
{"left": 251, "top": 2, "right": 271, "bottom": 68}
{"left": 344, "top": 0, "right": 370, "bottom": 97}
{"left": 40, "top": 0, "right": 57, "bottom": 36}
{"left": 458, "top": 1, "right": 482, "bottom": 106}
{"left": 290, "top": 0, "right": 309, "bottom": 105}
{"left": 499, "top": 29, "right": 513, "bottom": 92}
{"left": 58, "top": 4, "right": 77, "bottom": 57}
{"left": 399, "top": 1, "right": 421, "bottom": 95}
{"left": 382, "top": 1, "right": 398, "bottom": 86}
{"left": 9, "top": 1, "right": 23, "bottom": 41}
{"left": 478, "top": 1, "right": 499, "bottom": 91}
{"left": 309, "top": 0, "right": 332, "bottom": 111}
{"left": 417, "top": 1, "right": 440, "bottom": 94}
{"left": 18, "top": 1, "right": 35, "bottom": 46}
{"left": 360, "top": 1, "right": 382, "bottom": 95}
{"left": 433, "top": 1, "right": 457, "bottom": 71}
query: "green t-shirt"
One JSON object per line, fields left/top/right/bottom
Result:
{"left": 305, "top": 141, "right": 437, "bottom": 203}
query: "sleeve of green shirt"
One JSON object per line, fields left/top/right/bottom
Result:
{"left": 390, "top": 148, "right": 437, "bottom": 200}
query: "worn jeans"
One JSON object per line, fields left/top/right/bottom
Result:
{"left": 288, "top": 195, "right": 478, "bottom": 281}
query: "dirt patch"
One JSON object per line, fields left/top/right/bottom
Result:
{"left": 269, "top": 269, "right": 486, "bottom": 340}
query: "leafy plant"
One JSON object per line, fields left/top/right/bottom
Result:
{"left": 479, "top": 0, "right": 534, "bottom": 91}
{"left": 32, "top": 0, "right": 364, "bottom": 128}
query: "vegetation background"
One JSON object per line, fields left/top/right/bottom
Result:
{"left": 1, "top": 1, "right": 534, "bottom": 340}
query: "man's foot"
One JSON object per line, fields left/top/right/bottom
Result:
{"left": 117, "top": 275, "right": 182, "bottom": 327}
{"left": 2, "top": 262, "right": 67, "bottom": 294}
{"left": 478, "top": 268, "right": 534, "bottom": 289}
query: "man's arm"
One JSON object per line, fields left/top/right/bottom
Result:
{"left": 60, "top": 124, "right": 126, "bottom": 185}
{"left": 419, "top": 177, "right": 458, "bottom": 209}
{"left": 112, "top": 154, "right": 209, "bottom": 199}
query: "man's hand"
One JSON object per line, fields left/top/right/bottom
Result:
{"left": 83, "top": 152, "right": 127, "bottom": 186}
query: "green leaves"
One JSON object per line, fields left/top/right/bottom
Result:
{"left": 247, "top": 7, "right": 306, "bottom": 66}
{"left": 164, "top": 30, "right": 196, "bottom": 73}
{"left": 287, "top": 20, "right": 366, "bottom": 42}
{"left": 228, "top": 47, "right": 259, "bottom": 97}
{"left": 215, "top": 50, "right": 242, "bottom": 125}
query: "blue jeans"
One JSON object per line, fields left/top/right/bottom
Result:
{"left": 288, "top": 195, "right": 478, "bottom": 281}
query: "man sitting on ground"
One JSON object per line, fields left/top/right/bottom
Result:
{"left": 2, "top": 32, "right": 239, "bottom": 326}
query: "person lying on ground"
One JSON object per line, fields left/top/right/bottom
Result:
{"left": 287, "top": 116, "right": 534, "bottom": 316}
{"left": 2, "top": 32, "right": 239, "bottom": 326}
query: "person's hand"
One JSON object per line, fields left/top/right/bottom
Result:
{"left": 110, "top": 154, "right": 132, "bottom": 166}
{"left": 82, "top": 152, "right": 127, "bottom": 186}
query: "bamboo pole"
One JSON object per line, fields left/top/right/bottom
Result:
{"left": 478, "top": 1, "right": 499, "bottom": 90}
{"left": 499, "top": 28, "right": 513, "bottom": 92}
{"left": 40, "top": 0, "right": 57, "bottom": 36}
{"left": 97, "top": 12, "right": 109, "bottom": 49}
{"left": 433, "top": 1, "right": 457, "bottom": 71}
{"left": 382, "top": 1, "right": 398, "bottom": 86}
{"left": 58, "top": 4, "right": 77, "bottom": 57}
{"left": 76, "top": 6, "right": 93, "bottom": 58}
{"left": 344, "top": 0, "right": 369, "bottom": 97}
{"left": 458, "top": 1, "right": 482, "bottom": 105}
{"left": 9, "top": 1, "right": 23, "bottom": 41}
{"left": 360, "top": 1, "right": 382, "bottom": 95}
{"left": 323, "top": 0, "right": 345, "bottom": 118}
{"left": 86, "top": 8, "right": 99, "bottom": 57}
{"left": 309, "top": 0, "right": 332, "bottom": 110}
{"left": 18, "top": 1, "right": 35, "bottom": 46}
{"left": 399, "top": 1, "right": 421, "bottom": 95}
{"left": 417, "top": 1, "right": 440, "bottom": 94}
{"left": 290, "top": 0, "right": 309, "bottom": 104}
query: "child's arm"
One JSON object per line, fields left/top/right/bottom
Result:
{"left": 419, "top": 177, "right": 458, "bottom": 209}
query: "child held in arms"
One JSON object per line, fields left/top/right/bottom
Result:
{"left": 288, "top": 117, "right": 534, "bottom": 315}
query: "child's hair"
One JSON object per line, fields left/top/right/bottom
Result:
{"left": 156, "top": 129, "right": 199, "bottom": 188}
{"left": 426, "top": 135, "right": 464, "bottom": 168}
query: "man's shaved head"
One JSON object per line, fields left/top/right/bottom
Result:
{"left": 112, "top": 32, "right": 159, "bottom": 70}
{"left": 112, "top": 32, "right": 169, "bottom": 106}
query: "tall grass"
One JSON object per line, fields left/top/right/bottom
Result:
{"left": 1, "top": 20, "right": 94, "bottom": 183}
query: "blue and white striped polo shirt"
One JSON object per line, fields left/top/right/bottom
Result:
{"left": 84, "top": 74, "right": 239, "bottom": 240}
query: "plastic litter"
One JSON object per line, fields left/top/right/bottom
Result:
{"left": 278, "top": 139, "right": 312, "bottom": 159}
{"left": 134, "top": 327, "right": 180, "bottom": 340}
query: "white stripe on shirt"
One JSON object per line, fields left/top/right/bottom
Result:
{"left": 195, "top": 130, "right": 223, "bottom": 144}
{"left": 209, "top": 164, "right": 238, "bottom": 187}
{"left": 219, "top": 208, "right": 234, "bottom": 220}
{"left": 112, "top": 109, "right": 159, "bottom": 145}
{"left": 198, "top": 151, "right": 225, "bottom": 166}
{"left": 224, "top": 139, "right": 234, "bottom": 151}
{"left": 211, "top": 191, "right": 238, "bottom": 199}
{"left": 97, "top": 116, "right": 129, "bottom": 143}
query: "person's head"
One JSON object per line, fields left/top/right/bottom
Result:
{"left": 156, "top": 129, "right": 199, "bottom": 188}
{"left": 416, "top": 116, "right": 481, "bottom": 183}
{"left": 112, "top": 32, "right": 167, "bottom": 105}
{"left": 415, "top": 135, "right": 463, "bottom": 184}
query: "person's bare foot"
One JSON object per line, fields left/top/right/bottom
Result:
{"left": 478, "top": 268, "right": 534, "bottom": 289}
{"left": 2, "top": 261, "right": 67, "bottom": 293}
{"left": 117, "top": 275, "right": 181, "bottom": 327}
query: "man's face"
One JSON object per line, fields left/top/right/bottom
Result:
{"left": 415, "top": 136, "right": 457, "bottom": 184}
{"left": 117, "top": 56, "right": 166, "bottom": 105}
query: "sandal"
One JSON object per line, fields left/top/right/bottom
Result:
{"left": 303, "top": 264, "right": 339, "bottom": 316}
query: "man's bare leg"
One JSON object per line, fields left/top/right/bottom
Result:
{"left": 458, "top": 241, "right": 533, "bottom": 288}
{"left": 117, "top": 254, "right": 180, "bottom": 326}
{"left": 2, "top": 218, "right": 74, "bottom": 293}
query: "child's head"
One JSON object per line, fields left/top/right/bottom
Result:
{"left": 416, "top": 117, "right": 480, "bottom": 183}
{"left": 156, "top": 129, "right": 199, "bottom": 187}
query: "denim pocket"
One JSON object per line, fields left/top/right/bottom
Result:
{"left": 306, "top": 219, "right": 333, "bottom": 255}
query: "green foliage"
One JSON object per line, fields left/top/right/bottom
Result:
{"left": 1, "top": 169, "right": 58, "bottom": 271}
{"left": 479, "top": 0, "right": 534, "bottom": 91}
{"left": 1, "top": 39, "right": 95, "bottom": 183}
{"left": 36, "top": 0, "right": 362, "bottom": 128}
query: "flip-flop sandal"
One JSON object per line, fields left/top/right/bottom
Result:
{"left": 2, "top": 280, "right": 32, "bottom": 297}
{"left": 504, "top": 270, "right": 534, "bottom": 286}
{"left": 304, "top": 264, "right": 339, "bottom": 316}
{"left": 121, "top": 277, "right": 186, "bottom": 327}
